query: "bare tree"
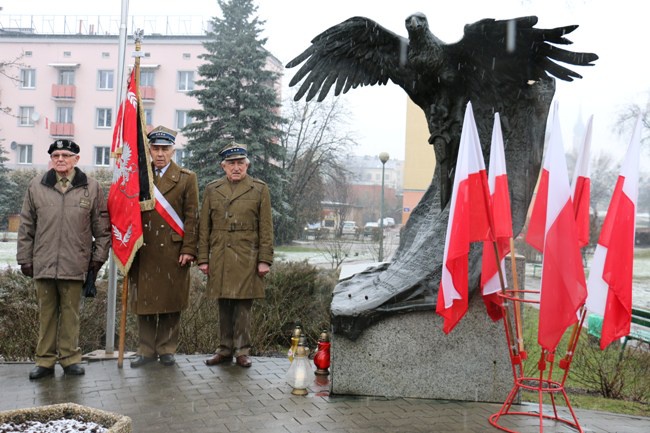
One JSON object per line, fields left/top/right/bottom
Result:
{"left": 614, "top": 95, "right": 650, "bottom": 142}
{"left": 276, "top": 96, "right": 357, "bottom": 243}
{"left": 0, "top": 53, "right": 26, "bottom": 116}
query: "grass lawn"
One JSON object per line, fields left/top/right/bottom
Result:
{"left": 519, "top": 305, "right": 650, "bottom": 417}
{"left": 275, "top": 245, "right": 320, "bottom": 253}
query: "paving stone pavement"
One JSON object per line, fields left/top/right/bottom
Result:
{"left": 1, "top": 356, "right": 648, "bottom": 433}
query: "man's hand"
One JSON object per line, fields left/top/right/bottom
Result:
{"left": 198, "top": 263, "right": 209, "bottom": 275}
{"left": 20, "top": 263, "right": 33, "bottom": 278}
{"left": 89, "top": 261, "right": 104, "bottom": 274}
{"left": 179, "top": 254, "right": 195, "bottom": 267}
{"left": 257, "top": 262, "right": 270, "bottom": 278}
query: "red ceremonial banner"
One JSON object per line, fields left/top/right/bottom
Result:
{"left": 107, "top": 68, "right": 153, "bottom": 274}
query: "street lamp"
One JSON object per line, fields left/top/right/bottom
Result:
{"left": 378, "top": 152, "right": 389, "bottom": 262}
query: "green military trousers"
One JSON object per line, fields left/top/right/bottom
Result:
{"left": 34, "top": 279, "right": 83, "bottom": 368}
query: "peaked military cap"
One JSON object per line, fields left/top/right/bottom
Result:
{"left": 48, "top": 139, "right": 80, "bottom": 155}
{"left": 147, "top": 125, "right": 177, "bottom": 145}
{"left": 219, "top": 142, "right": 248, "bottom": 161}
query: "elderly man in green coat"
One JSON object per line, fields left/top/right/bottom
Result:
{"left": 129, "top": 126, "right": 199, "bottom": 368}
{"left": 198, "top": 142, "right": 274, "bottom": 368}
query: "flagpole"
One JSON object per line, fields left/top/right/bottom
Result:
{"left": 482, "top": 178, "right": 521, "bottom": 365}
{"left": 106, "top": 0, "right": 130, "bottom": 357}
{"left": 508, "top": 239, "right": 525, "bottom": 355}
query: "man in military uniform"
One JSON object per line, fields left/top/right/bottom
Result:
{"left": 17, "top": 139, "right": 111, "bottom": 380}
{"left": 199, "top": 142, "right": 274, "bottom": 368}
{"left": 129, "top": 126, "right": 199, "bottom": 368}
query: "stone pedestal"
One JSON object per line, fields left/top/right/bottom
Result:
{"left": 331, "top": 256, "right": 524, "bottom": 403}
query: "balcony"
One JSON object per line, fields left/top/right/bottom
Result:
{"left": 49, "top": 122, "right": 75, "bottom": 137}
{"left": 51, "top": 84, "right": 76, "bottom": 100}
{"left": 140, "top": 86, "right": 156, "bottom": 101}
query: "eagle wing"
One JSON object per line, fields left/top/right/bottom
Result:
{"left": 286, "top": 16, "right": 410, "bottom": 102}
{"left": 448, "top": 16, "right": 598, "bottom": 92}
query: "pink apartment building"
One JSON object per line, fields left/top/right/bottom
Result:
{"left": 0, "top": 15, "right": 283, "bottom": 172}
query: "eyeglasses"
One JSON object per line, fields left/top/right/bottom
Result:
{"left": 50, "top": 153, "right": 77, "bottom": 160}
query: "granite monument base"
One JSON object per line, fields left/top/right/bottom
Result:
{"left": 331, "top": 257, "right": 524, "bottom": 403}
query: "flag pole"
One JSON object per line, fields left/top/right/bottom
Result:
{"left": 106, "top": 0, "right": 130, "bottom": 358}
{"left": 481, "top": 167, "right": 520, "bottom": 365}
{"left": 508, "top": 238, "right": 525, "bottom": 354}
{"left": 117, "top": 277, "right": 129, "bottom": 368}
{"left": 116, "top": 28, "right": 145, "bottom": 368}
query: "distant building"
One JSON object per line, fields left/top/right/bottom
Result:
{"left": 346, "top": 155, "right": 403, "bottom": 227}
{"left": 0, "top": 14, "right": 282, "bottom": 172}
{"left": 402, "top": 98, "right": 436, "bottom": 224}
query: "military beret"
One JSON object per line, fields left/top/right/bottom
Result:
{"left": 147, "top": 125, "right": 177, "bottom": 145}
{"left": 219, "top": 142, "right": 248, "bottom": 161}
{"left": 48, "top": 139, "right": 80, "bottom": 155}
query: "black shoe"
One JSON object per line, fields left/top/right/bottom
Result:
{"left": 29, "top": 366, "right": 54, "bottom": 380}
{"left": 63, "top": 364, "right": 85, "bottom": 376}
{"left": 130, "top": 355, "right": 156, "bottom": 368}
{"left": 159, "top": 354, "right": 176, "bottom": 366}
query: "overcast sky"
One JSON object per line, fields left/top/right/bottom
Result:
{"left": 4, "top": 0, "right": 649, "bottom": 164}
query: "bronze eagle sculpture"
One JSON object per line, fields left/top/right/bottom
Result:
{"left": 286, "top": 13, "right": 598, "bottom": 340}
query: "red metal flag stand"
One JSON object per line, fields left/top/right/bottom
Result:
{"left": 489, "top": 287, "right": 586, "bottom": 433}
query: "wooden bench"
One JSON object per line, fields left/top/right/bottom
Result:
{"left": 587, "top": 307, "right": 650, "bottom": 360}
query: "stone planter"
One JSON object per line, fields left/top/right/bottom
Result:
{"left": 0, "top": 403, "right": 131, "bottom": 432}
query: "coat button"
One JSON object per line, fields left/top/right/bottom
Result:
{"left": 160, "top": 224, "right": 165, "bottom": 228}
{"left": 160, "top": 244, "right": 164, "bottom": 247}
{"left": 227, "top": 243, "right": 231, "bottom": 247}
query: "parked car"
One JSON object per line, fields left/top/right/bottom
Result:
{"left": 363, "top": 222, "right": 381, "bottom": 241}
{"left": 303, "top": 222, "right": 322, "bottom": 239}
{"left": 377, "top": 217, "right": 395, "bottom": 227}
{"left": 341, "top": 221, "right": 359, "bottom": 236}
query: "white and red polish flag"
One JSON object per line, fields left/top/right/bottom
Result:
{"left": 436, "top": 101, "right": 494, "bottom": 334}
{"left": 571, "top": 115, "right": 593, "bottom": 248}
{"left": 480, "top": 113, "right": 512, "bottom": 321}
{"left": 586, "top": 116, "right": 642, "bottom": 350}
{"left": 525, "top": 102, "right": 587, "bottom": 352}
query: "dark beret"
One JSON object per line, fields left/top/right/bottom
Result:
{"left": 48, "top": 139, "right": 80, "bottom": 155}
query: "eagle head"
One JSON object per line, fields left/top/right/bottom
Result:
{"left": 405, "top": 12, "right": 428, "bottom": 36}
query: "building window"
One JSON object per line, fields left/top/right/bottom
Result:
{"left": 96, "top": 108, "right": 112, "bottom": 128}
{"left": 144, "top": 108, "right": 153, "bottom": 126}
{"left": 95, "top": 146, "right": 110, "bottom": 166}
{"left": 140, "top": 70, "right": 154, "bottom": 86}
{"left": 144, "top": 52, "right": 151, "bottom": 58}
{"left": 175, "top": 148, "right": 189, "bottom": 166}
{"left": 25, "top": 51, "right": 32, "bottom": 57}
{"left": 57, "top": 107, "right": 73, "bottom": 123}
{"left": 98, "top": 70, "right": 114, "bottom": 90}
{"left": 63, "top": 51, "right": 71, "bottom": 57}
{"left": 175, "top": 110, "right": 192, "bottom": 129}
{"left": 18, "top": 144, "right": 33, "bottom": 164}
{"left": 18, "top": 106, "right": 35, "bottom": 127}
{"left": 102, "top": 52, "right": 110, "bottom": 58}
{"left": 182, "top": 53, "right": 191, "bottom": 59}
{"left": 177, "top": 71, "right": 194, "bottom": 91}
{"left": 20, "top": 69, "right": 36, "bottom": 88}
{"left": 59, "top": 70, "right": 75, "bottom": 85}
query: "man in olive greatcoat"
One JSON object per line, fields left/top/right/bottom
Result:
{"left": 129, "top": 126, "right": 199, "bottom": 368}
{"left": 17, "top": 139, "right": 111, "bottom": 380}
{"left": 199, "top": 143, "right": 274, "bottom": 368}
